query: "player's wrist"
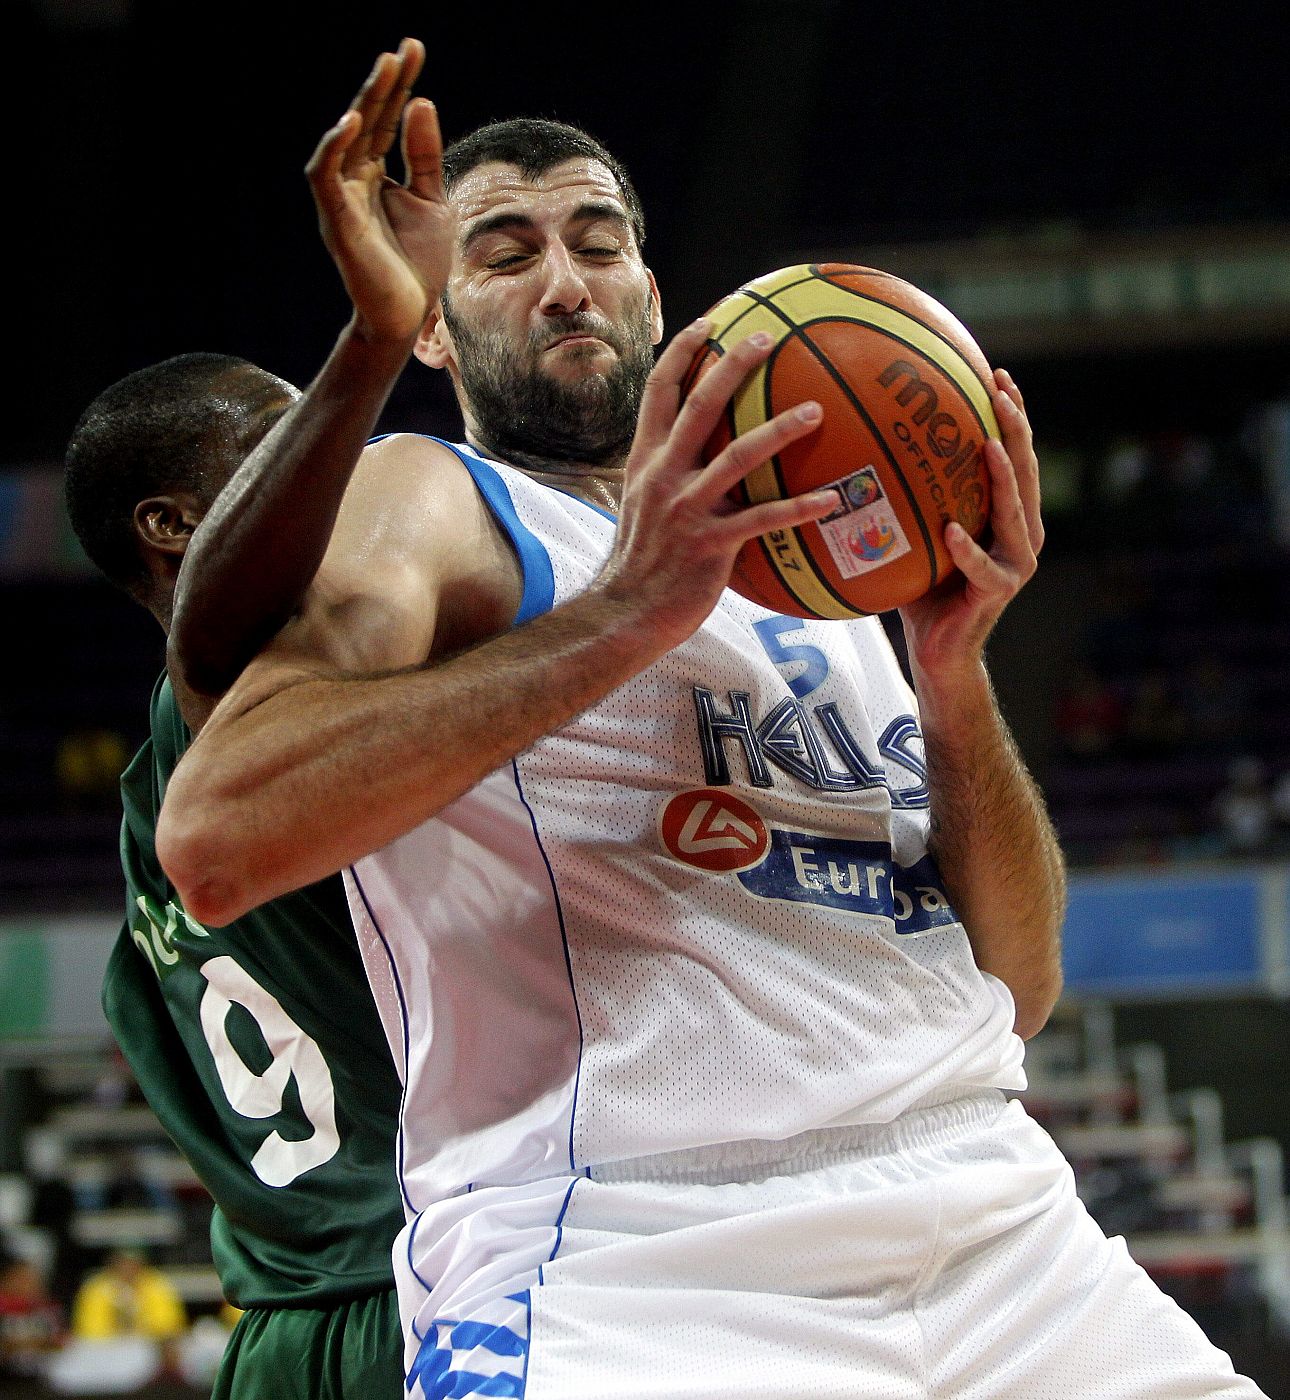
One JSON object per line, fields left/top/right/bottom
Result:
{"left": 583, "top": 569, "right": 698, "bottom": 663}
{"left": 909, "top": 651, "right": 993, "bottom": 730}
{"left": 344, "top": 308, "right": 424, "bottom": 356}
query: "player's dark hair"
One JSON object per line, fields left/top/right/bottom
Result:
{"left": 63, "top": 353, "right": 288, "bottom": 598}
{"left": 442, "top": 118, "right": 646, "bottom": 250}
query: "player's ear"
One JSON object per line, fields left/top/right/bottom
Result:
{"left": 134, "top": 494, "right": 203, "bottom": 559}
{"left": 417, "top": 304, "right": 457, "bottom": 372}
{"left": 646, "top": 269, "right": 663, "bottom": 346}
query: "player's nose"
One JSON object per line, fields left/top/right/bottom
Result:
{"left": 537, "top": 245, "right": 592, "bottom": 316}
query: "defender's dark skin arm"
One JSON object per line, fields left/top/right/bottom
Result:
{"left": 167, "top": 40, "right": 454, "bottom": 708}
{"left": 168, "top": 329, "right": 410, "bottom": 702}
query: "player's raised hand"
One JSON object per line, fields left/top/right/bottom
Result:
{"left": 897, "top": 368, "right": 1044, "bottom": 680}
{"left": 305, "top": 38, "right": 456, "bottom": 343}
{"left": 597, "top": 318, "right": 834, "bottom": 649}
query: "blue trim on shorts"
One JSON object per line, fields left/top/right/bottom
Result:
{"left": 509, "top": 760, "right": 584, "bottom": 1174}
{"left": 548, "top": 1176, "right": 580, "bottom": 1265}
{"left": 537, "top": 1173, "right": 583, "bottom": 1288}
{"left": 404, "top": 1212, "right": 429, "bottom": 1345}
{"left": 408, "top": 1292, "right": 530, "bottom": 1399}
{"left": 520, "top": 1292, "right": 531, "bottom": 1396}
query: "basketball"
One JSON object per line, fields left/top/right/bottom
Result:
{"left": 683, "top": 263, "right": 1000, "bottom": 619}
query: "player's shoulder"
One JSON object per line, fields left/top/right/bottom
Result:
{"left": 352, "top": 431, "right": 479, "bottom": 495}
{"left": 299, "top": 433, "right": 520, "bottom": 673}
{"left": 324, "top": 434, "right": 490, "bottom": 560}
{"left": 323, "top": 433, "right": 494, "bottom": 572}
{"left": 358, "top": 429, "right": 461, "bottom": 468}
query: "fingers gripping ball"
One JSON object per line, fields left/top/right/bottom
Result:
{"left": 683, "top": 264, "right": 1000, "bottom": 619}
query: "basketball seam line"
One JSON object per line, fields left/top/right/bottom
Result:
{"left": 753, "top": 338, "right": 869, "bottom": 618}
{"left": 712, "top": 271, "right": 821, "bottom": 344}
{"left": 738, "top": 284, "right": 939, "bottom": 602}
{"left": 806, "top": 265, "right": 991, "bottom": 416}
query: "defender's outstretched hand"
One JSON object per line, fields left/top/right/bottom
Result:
{"left": 597, "top": 319, "right": 835, "bottom": 650}
{"left": 305, "top": 38, "right": 455, "bottom": 343}
{"left": 897, "top": 368, "right": 1044, "bottom": 680}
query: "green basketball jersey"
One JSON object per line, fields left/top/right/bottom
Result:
{"left": 107, "top": 674, "right": 406, "bottom": 1309}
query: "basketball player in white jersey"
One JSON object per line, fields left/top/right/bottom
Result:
{"left": 155, "top": 40, "right": 1268, "bottom": 1400}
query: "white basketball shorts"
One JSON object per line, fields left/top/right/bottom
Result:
{"left": 405, "top": 1090, "right": 1268, "bottom": 1399}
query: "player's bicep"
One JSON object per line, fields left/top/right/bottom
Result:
{"left": 173, "top": 553, "right": 436, "bottom": 734}
{"left": 188, "top": 559, "right": 435, "bottom": 740}
{"left": 175, "top": 434, "right": 470, "bottom": 733}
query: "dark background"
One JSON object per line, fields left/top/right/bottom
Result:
{"left": 8, "top": 0, "right": 1289, "bottom": 463}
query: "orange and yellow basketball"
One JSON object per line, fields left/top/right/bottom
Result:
{"left": 684, "top": 263, "right": 1000, "bottom": 618}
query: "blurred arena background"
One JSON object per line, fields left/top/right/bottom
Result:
{"left": 2, "top": 0, "right": 1288, "bottom": 1394}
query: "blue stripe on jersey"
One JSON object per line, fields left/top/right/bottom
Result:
{"left": 438, "top": 440, "right": 556, "bottom": 624}
{"left": 509, "top": 759, "right": 584, "bottom": 1174}
{"left": 365, "top": 433, "right": 556, "bottom": 624}
{"left": 348, "top": 870, "right": 434, "bottom": 1338}
{"left": 548, "top": 1176, "right": 581, "bottom": 1266}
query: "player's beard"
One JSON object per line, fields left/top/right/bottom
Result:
{"left": 445, "top": 289, "right": 656, "bottom": 470}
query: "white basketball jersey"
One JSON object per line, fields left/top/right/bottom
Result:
{"left": 344, "top": 439, "right": 1024, "bottom": 1354}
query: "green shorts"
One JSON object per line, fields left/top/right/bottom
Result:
{"left": 212, "top": 1287, "right": 402, "bottom": 1400}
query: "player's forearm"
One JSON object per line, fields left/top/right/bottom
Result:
{"left": 914, "top": 656, "right": 1066, "bottom": 1039}
{"left": 157, "top": 583, "right": 669, "bottom": 927}
{"left": 168, "top": 320, "right": 413, "bottom": 696}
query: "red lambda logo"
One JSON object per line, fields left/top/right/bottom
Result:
{"left": 658, "top": 789, "right": 770, "bottom": 873}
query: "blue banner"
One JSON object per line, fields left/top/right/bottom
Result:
{"left": 1062, "top": 869, "right": 1263, "bottom": 996}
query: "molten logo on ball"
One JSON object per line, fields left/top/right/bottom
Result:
{"left": 880, "top": 360, "right": 989, "bottom": 538}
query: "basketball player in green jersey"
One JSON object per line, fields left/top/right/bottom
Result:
{"left": 62, "top": 41, "right": 455, "bottom": 1398}
{"left": 112, "top": 632, "right": 404, "bottom": 1400}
